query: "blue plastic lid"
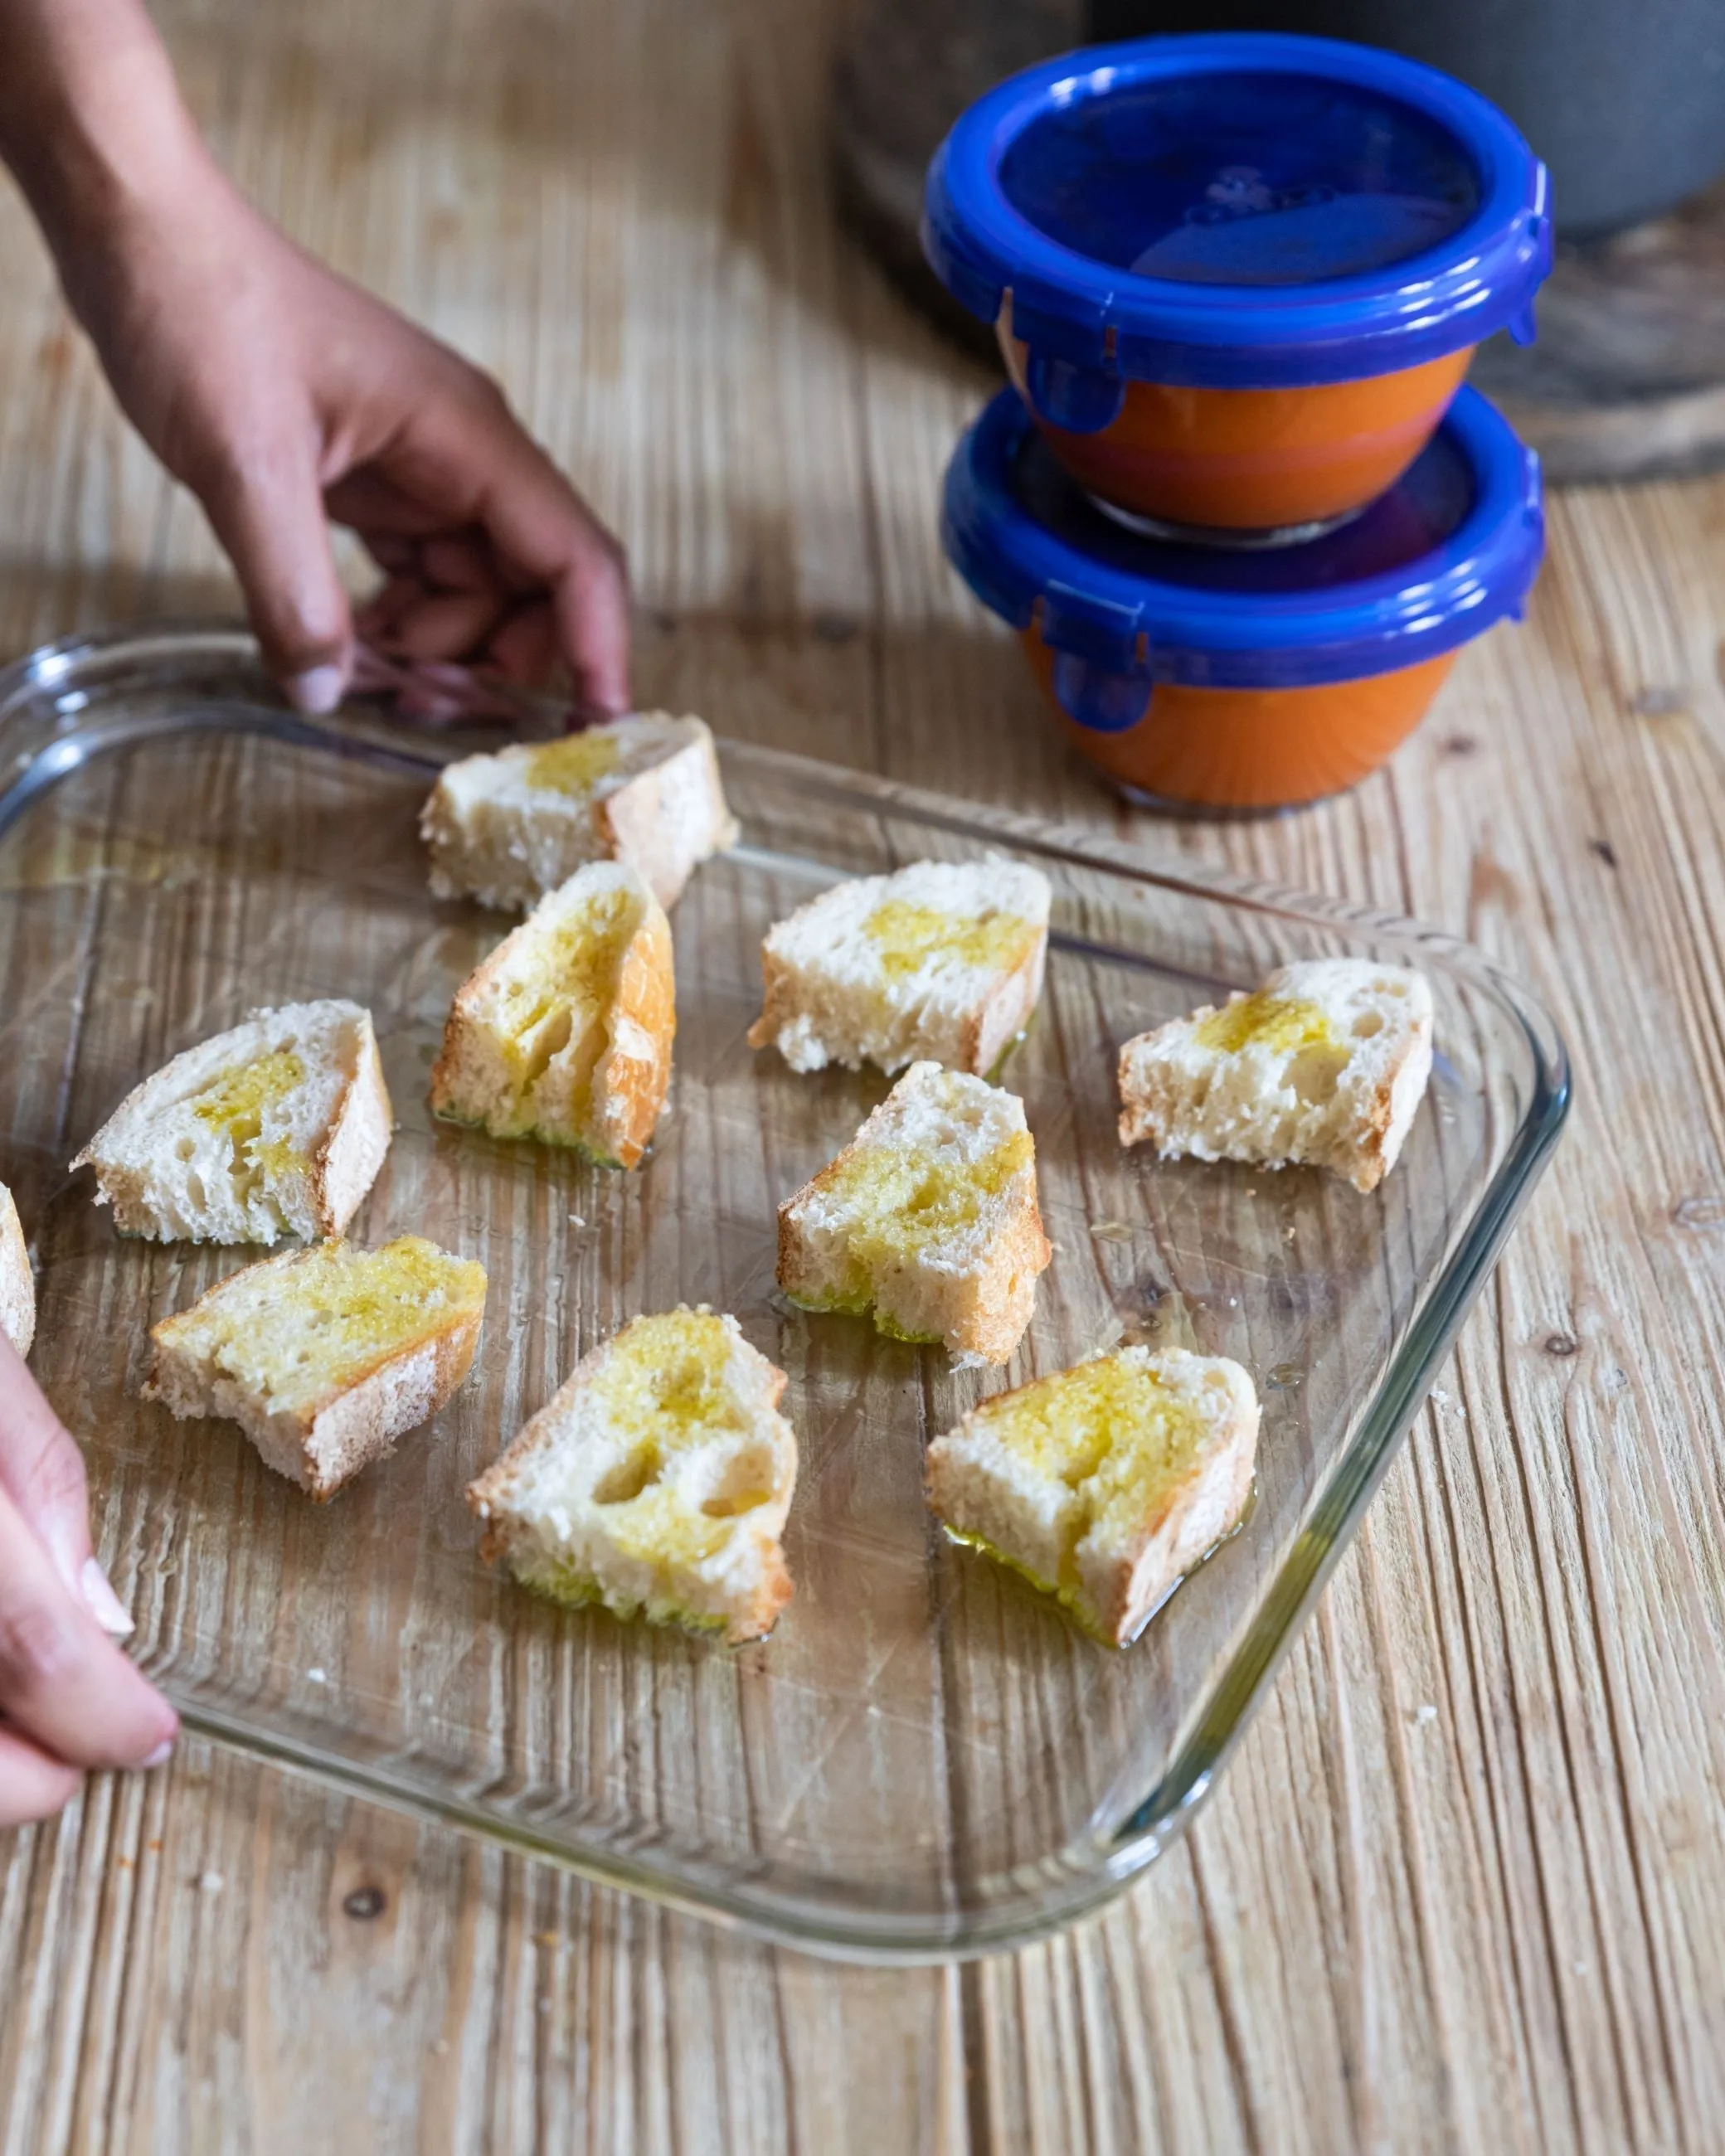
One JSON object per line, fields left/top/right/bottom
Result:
{"left": 941, "top": 383, "right": 1543, "bottom": 726}
{"left": 923, "top": 32, "right": 1551, "bottom": 401}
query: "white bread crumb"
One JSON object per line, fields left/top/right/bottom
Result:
{"left": 429, "top": 862, "right": 673, "bottom": 1168}
{"left": 71, "top": 1001, "right": 393, "bottom": 1245}
{"left": 420, "top": 714, "right": 737, "bottom": 913}
{"left": 776, "top": 1061, "right": 1051, "bottom": 1364}
{"left": 926, "top": 1346, "right": 1259, "bottom": 1645}
{"left": 143, "top": 1236, "right": 487, "bottom": 1500}
{"left": 1117, "top": 959, "right": 1434, "bottom": 1193}
{"left": 748, "top": 857, "right": 1050, "bottom": 1076}
{"left": 468, "top": 1307, "right": 796, "bottom": 1644}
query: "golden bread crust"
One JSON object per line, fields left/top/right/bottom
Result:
{"left": 309, "top": 1017, "right": 395, "bottom": 1235}
{"left": 428, "top": 874, "right": 674, "bottom": 1167}
{"left": 744, "top": 951, "right": 795, "bottom": 1055}
{"left": 598, "top": 901, "right": 677, "bottom": 1168}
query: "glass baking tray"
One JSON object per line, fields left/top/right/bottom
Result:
{"left": 0, "top": 624, "right": 1567, "bottom": 1959}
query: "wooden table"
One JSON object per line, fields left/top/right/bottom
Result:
{"left": 2, "top": 2, "right": 1723, "bottom": 2149}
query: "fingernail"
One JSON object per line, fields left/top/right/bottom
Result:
{"left": 81, "top": 1556, "right": 135, "bottom": 1638}
{"left": 42, "top": 1521, "right": 85, "bottom": 1602}
{"left": 139, "top": 1739, "right": 174, "bottom": 1770}
{"left": 284, "top": 663, "right": 346, "bottom": 716}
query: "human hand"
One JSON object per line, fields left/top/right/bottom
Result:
{"left": 0, "top": 1335, "right": 177, "bottom": 1828}
{"left": 55, "top": 144, "right": 631, "bottom": 721}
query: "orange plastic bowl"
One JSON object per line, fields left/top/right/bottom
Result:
{"left": 925, "top": 35, "right": 1550, "bottom": 541}
{"left": 1023, "top": 625, "right": 1455, "bottom": 810}
{"left": 1002, "top": 329, "right": 1474, "bottom": 533}
{"left": 940, "top": 386, "right": 1542, "bottom": 817}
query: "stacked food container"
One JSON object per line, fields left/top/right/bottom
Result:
{"left": 922, "top": 32, "right": 1552, "bottom": 813}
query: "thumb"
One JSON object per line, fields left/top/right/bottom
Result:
{"left": 0, "top": 1335, "right": 129, "bottom": 1635}
{"left": 192, "top": 429, "right": 354, "bottom": 714}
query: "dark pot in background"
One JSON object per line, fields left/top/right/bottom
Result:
{"left": 1091, "top": 0, "right": 1725, "bottom": 240}
{"left": 833, "top": 0, "right": 1084, "bottom": 339}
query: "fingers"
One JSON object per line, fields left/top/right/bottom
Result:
{"left": 0, "top": 1270, "right": 171, "bottom": 1837}
{"left": 0, "top": 1335, "right": 89, "bottom": 1595}
{"left": 0, "top": 1726, "right": 82, "bottom": 1831}
{"left": 363, "top": 377, "right": 631, "bottom": 713}
{"left": 0, "top": 1337, "right": 131, "bottom": 1636}
{"left": 0, "top": 1481, "right": 177, "bottom": 1775}
{"left": 552, "top": 536, "right": 631, "bottom": 717}
{"left": 356, "top": 575, "right": 556, "bottom": 685}
{"left": 487, "top": 602, "right": 558, "bottom": 684}
{"left": 376, "top": 586, "right": 506, "bottom": 665}
{"left": 482, "top": 453, "right": 631, "bottom": 715}
{"left": 352, "top": 533, "right": 517, "bottom": 671}
{"left": 420, "top": 534, "right": 506, "bottom": 594}
{"left": 188, "top": 425, "right": 355, "bottom": 715}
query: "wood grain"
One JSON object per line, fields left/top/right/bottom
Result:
{"left": 2, "top": 0, "right": 1723, "bottom": 2149}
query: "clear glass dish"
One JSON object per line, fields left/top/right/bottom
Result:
{"left": 0, "top": 624, "right": 1568, "bottom": 1960}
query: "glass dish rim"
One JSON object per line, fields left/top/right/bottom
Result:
{"left": 0, "top": 619, "right": 1572, "bottom": 1961}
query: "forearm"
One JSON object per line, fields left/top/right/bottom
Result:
{"left": 0, "top": 0, "right": 210, "bottom": 300}
{"left": 0, "top": 0, "right": 630, "bottom": 712}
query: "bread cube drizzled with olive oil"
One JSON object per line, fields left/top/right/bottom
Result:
{"left": 1117, "top": 959, "right": 1434, "bottom": 1193}
{"left": 71, "top": 1000, "right": 393, "bottom": 1245}
{"left": 144, "top": 1236, "right": 488, "bottom": 1501}
{"left": 776, "top": 1062, "right": 1051, "bottom": 1365}
{"left": 468, "top": 1307, "right": 798, "bottom": 1644}
{"left": 926, "top": 1346, "right": 1261, "bottom": 1646}
{"left": 749, "top": 857, "right": 1051, "bottom": 1076}
{"left": 430, "top": 861, "right": 674, "bottom": 1168}
{"left": 420, "top": 713, "right": 737, "bottom": 914}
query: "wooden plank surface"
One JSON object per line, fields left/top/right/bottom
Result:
{"left": 2, "top": 0, "right": 1723, "bottom": 2149}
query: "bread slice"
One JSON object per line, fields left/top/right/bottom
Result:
{"left": 70, "top": 1000, "right": 393, "bottom": 1245}
{"left": 748, "top": 857, "right": 1051, "bottom": 1076}
{"left": 0, "top": 1182, "right": 34, "bottom": 1357}
{"left": 777, "top": 1061, "right": 1051, "bottom": 1364}
{"left": 429, "top": 862, "right": 674, "bottom": 1168}
{"left": 467, "top": 1307, "right": 796, "bottom": 1644}
{"left": 1117, "top": 958, "right": 1435, "bottom": 1193}
{"left": 926, "top": 1346, "right": 1259, "bottom": 1645}
{"left": 143, "top": 1236, "right": 488, "bottom": 1500}
{"left": 420, "top": 712, "right": 738, "bottom": 914}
